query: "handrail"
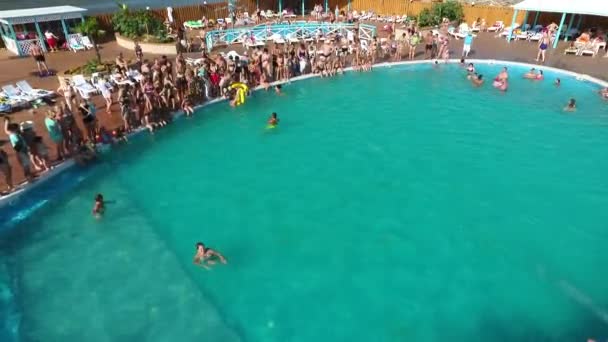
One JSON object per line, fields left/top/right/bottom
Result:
{"left": 205, "top": 22, "right": 377, "bottom": 51}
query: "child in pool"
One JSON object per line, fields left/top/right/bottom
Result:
{"left": 93, "top": 193, "right": 104, "bottom": 216}
{"left": 564, "top": 98, "right": 576, "bottom": 112}
{"left": 268, "top": 112, "right": 279, "bottom": 126}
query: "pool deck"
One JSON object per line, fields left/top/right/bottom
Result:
{"left": 0, "top": 28, "right": 607, "bottom": 193}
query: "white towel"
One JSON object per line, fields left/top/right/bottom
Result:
{"left": 167, "top": 7, "right": 174, "bottom": 23}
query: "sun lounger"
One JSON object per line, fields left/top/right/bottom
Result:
{"left": 579, "top": 42, "right": 604, "bottom": 57}
{"left": 81, "top": 36, "right": 94, "bottom": 49}
{"left": 528, "top": 32, "right": 543, "bottom": 41}
{"left": 487, "top": 21, "right": 504, "bottom": 32}
{"left": 16, "top": 80, "right": 54, "bottom": 99}
{"left": 515, "top": 31, "right": 529, "bottom": 40}
{"left": 69, "top": 37, "right": 86, "bottom": 52}
{"left": 2, "top": 85, "right": 34, "bottom": 102}
{"left": 71, "top": 75, "right": 98, "bottom": 99}
{"left": 0, "top": 86, "right": 30, "bottom": 108}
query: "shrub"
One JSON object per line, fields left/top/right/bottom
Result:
{"left": 418, "top": 0, "right": 465, "bottom": 27}
{"left": 112, "top": 2, "right": 166, "bottom": 39}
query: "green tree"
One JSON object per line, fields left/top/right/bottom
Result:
{"left": 75, "top": 17, "right": 106, "bottom": 63}
{"left": 418, "top": 0, "right": 465, "bottom": 27}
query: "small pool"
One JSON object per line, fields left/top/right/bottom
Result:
{"left": 2, "top": 62, "right": 608, "bottom": 341}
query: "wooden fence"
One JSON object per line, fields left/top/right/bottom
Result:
{"left": 93, "top": 0, "right": 608, "bottom": 34}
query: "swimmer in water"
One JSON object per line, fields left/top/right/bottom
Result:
{"left": 466, "top": 63, "right": 475, "bottom": 75}
{"left": 523, "top": 68, "right": 537, "bottom": 79}
{"left": 274, "top": 84, "right": 282, "bottom": 95}
{"left": 598, "top": 87, "right": 608, "bottom": 99}
{"left": 564, "top": 98, "right": 576, "bottom": 112}
{"left": 193, "top": 242, "right": 227, "bottom": 269}
{"left": 268, "top": 112, "right": 279, "bottom": 126}
{"left": 470, "top": 73, "right": 484, "bottom": 87}
{"left": 93, "top": 193, "right": 104, "bottom": 216}
{"left": 555, "top": 78, "right": 561, "bottom": 87}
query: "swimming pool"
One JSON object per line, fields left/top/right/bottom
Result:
{"left": 2, "top": 61, "right": 608, "bottom": 341}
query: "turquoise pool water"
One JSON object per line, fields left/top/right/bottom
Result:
{"left": 2, "top": 63, "right": 608, "bottom": 341}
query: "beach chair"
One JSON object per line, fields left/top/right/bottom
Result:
{"left": 515, "top": 31, "right": 529, "bottom": 41}
{"left": 564, "top": 45, "right": 578, "bottom": 55}
{"left": 69, "top": 37, "right": 86, "bottom": 52}
{"left": 487, "top": 21, "right": 504, "bottom": 32}
{"left": 71, "top": 75, "right": 98, "bottom": 99}
{"left": 81, "top": 36, "right": 94, "bottom": 50}
{"left": 16, "top": 80, "right": 54, "bottom": 99}
{"left": 579, "top": 42, "right": 603, "bottom": 57}
{"left": 1, "top": 85, "right": 33, "bottom": 104}
{"left": 528, "top": 32, "right": 543, "bottom": 41}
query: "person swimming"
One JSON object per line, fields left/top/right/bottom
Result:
{"left": 193, "top": 242, "right": 227, "bottom": 269}
{"left": 523, "top": 68, "right": 537, "bottom": 79}
{"left": 555, "top": 78, "right": 561, "bottom": 87}
{"left": 598, "top": 87, "right": 608, "bottom": 99}
{"left": 268, "top": 112, "right": 279, "bottom": 126}
{"left": 274, "top": 84, "right": 282, "bottom": 95}
{"left": 470, "top": 73, "right": 484, "bottom": 87}
{"left": 93, "top": 193, "right": 104, "bottom": 216}
{"left": 493, "top": 67, "right": 509, "bottom": 91}
{"left": 564, "top": 98, "right": 576, "bottom": 112}
{"left": 466, "top": 63, "right": 475, "bottom": 74}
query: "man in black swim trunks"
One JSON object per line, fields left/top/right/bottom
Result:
{"left": 29, "top": 41, "right": 49, "bottom": 77}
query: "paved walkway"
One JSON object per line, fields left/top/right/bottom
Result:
{"left": 0, "top": 30, "right": 607, "bottom": 191}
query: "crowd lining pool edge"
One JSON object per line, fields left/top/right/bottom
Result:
{"left": 0, "top": 59, "right": 606, "bottom": 214}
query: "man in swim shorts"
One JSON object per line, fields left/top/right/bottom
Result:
{"left": 193, "top": 242, "right": 227, "bottom": 269}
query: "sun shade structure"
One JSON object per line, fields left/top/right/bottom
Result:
{"left": 0, "top": 5, "right": 87, "bottom": 56}
{"left": 513, "top": 0, "right": 608, "bottom": 17}
{"left": 508, "top": 0, "right": 608, "bottom": 48}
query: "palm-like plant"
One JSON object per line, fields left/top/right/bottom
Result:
{"left": 75, "top": 17, "right": 106, "bottom": 63}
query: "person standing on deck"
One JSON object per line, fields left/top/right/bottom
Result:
{"left": 462, "top": 32, "right": 473, "bottom": 58}
{"left": 29, "top": 41, "right": 49, "bottom": 77}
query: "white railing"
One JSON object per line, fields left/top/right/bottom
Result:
{"left": 16, "top": 38, "right": 46, "bottom": 56}
{"left": 206, "top": 22, "right": 377, "bottom": 51}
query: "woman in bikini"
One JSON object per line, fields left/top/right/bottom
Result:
{"left": 57, "top": 81, "right": 76, "bottom": 112}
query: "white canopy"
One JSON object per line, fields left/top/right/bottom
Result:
{"left": 0, "top": 6, "right": 87, "bottom": 25}
{"left": 513, "top": 0, "right": 608, "bottom": 17}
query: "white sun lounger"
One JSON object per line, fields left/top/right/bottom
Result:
{"left": 69, "top": 37, "right": 86, "bottom": 52}
{"left": 81, "top": 36, "right": 94, "bottom": 49}
{"left": 71, "top": 75, "right": 98, "bottom": 99}
{"left": 16, "top": 80, "right": 54, "bottom": 99}
{"left": 2, "top": 85, "right": 33, "bottom": 103}
{"left": 487, "top": 21, "right": 504, "bottom": 32}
